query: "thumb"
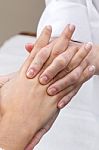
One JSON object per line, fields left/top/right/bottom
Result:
{"left": 25, "top": 43, "right": 34, "bottom": 53}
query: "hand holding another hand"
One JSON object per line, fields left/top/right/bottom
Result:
{"left": 24, "top": 25, "right": 95, "bottom": 150}
{"left": 0, "top": 25, "right": 95, "bottom": 150}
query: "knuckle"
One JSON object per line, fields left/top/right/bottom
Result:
{"left": 38, "top": 48, "right": 48, "bottom": 60}
{"left": 45, "top": 69, "right": 54, "bottom": 79}
{"left": 52, "top": 49, "right": 62, "bottom": 57}
{"left": 70, "top": 72, "right": 80, "bottom": 83}
{"left": 35, "top": 39, "right": 46, "bottom": 49}
{"left": 55, "top": 56, "right": 66, "bottom": 68}
{"left": 52, "top": 45, "right": 62, "bottom": 57}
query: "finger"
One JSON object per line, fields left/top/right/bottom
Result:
{"left": 57, "top": 65, "right": 95, "bottom": 109}
{"left": 26, "top": 43, "right": 53, "bottom": 78}
{"left": 50, "top": 48, "right": 91, "bottom": 83}
{"left": 39, "top": 46, "right": 78, "bottom": 84}
{"left": 67, "top": 42, "right": 93, "bottom": 72}
{"left": 25, "top": 43, "right": 34, "bottom": 53}
{"left": 47, "top": 66, "right": 83, "bottom": 96}
{"left": 38, "top": 24, "right": 75, "bottom": 76}
{"left": 58, "top": 85, "right": 81, "bottom": 109}
{"left": 26, "top": 24, "right": 75, "bottom": 79}
{"left": 21, "top": 26, "right": 52, "bottom": 73}
{"left": 34, "top": 25, "right": 52, "bottom": 50}
{"left": 44, "top": 42, "right": 92, "bottom": 85}
{"left": 51, "top": 24, "right": 75, "bottom": 58}
{"left": 54, "top": 84, "right": 78, "bottom": 104}
{"left": 78, "top": 65, "right": 95, "bottom": 84}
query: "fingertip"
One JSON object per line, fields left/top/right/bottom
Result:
{"left": 42, "top": 25, "right": 52, "bottom": 34}
{"left": 26, "top": 68, "right": 36, "bottom": 79}
{"left": 25, "top": 43, "right": 34, "bottom": 52}
{"left": 85, "top": 42, "right": 93, "bottom": 50}
{"left": 88, "top": 65, "right": 96, "bottom": 75}
{"left": 69, "top": 24, "right": 75, "bottom": 32}
{"left": 62, "top": 24, "right": 75, "bottom": 39}
{"left": 39, "top": 75, "right": 48, "bottom": 85}
{"left": 58, "top": 101, "right": 65, "bottom": 109}
{"left": 47, "top": 87, "right": 57, "bottom": 96}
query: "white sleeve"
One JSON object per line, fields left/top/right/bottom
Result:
{"left": 37, "top": 0, "right": 92, "bottom": 42}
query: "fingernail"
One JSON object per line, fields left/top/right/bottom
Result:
{"left": 48, "top": 87, "right": 57, "bottom": 95}
{"left": 40, "top": 75, "right": 48, "bottom": 84}
{"left": 85, "top": 42, "right": 93, "bottom": 50}
{"left": 58, "top": 102, "right": 65, "bottom": 109}
{"left": 27, "top": 68, "right": 35, "bottom": 78}
{"left": 88, "top": 65, "right": 96, "bottom": 74}
{"left": 69, "top": 24, "right": 75, "bottom": 32}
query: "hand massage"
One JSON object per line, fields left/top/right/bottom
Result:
{"left": 0, "top": 0, "right": 99, "bottom": 150}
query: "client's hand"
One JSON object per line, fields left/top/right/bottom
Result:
{"left": 69, "top": 41, "right": 99, "bottom": 75}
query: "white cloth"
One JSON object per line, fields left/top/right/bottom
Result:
{"left": 37, "top": 0, "right": 99, "bottom": 44}
{"left": 34, "top": 0, "right": 99, "bottom": 150}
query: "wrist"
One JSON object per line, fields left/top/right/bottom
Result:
{"left": 0, "top": 113, "right": 39, "bottom": 150}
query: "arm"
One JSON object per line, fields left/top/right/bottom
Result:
{"left": 38, "top": 0, "right": 99, "bottom": 75}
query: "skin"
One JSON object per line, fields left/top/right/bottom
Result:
{"left": 69, "top": 41, "right": 99, "bottom": 75}
{"left": 0, "top": 26, "right": 62, "bottom": 150}
{"left": 24, "top": 26, "right": 95, "bottom": 149}
{"left": 0, "top": 25, "right": 95, "bottom": 150}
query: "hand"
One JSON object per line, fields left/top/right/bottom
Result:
{"left": 25, "top": 24, "right": 77, "bottom": 150}
{"left": 0, "top": 73, "right": 58, "bottom": 150}
{"left": 0, "top": 25, "right": 75, "bottom": 150}
{"left": 69, "top": 41, "right": 99, "bottom": 75}
{"left": 87, "top": 44, "right": 99, "bottom": 75}
{"left": 0, "top": 26, "right": 76, "bottom": 150}
{"left": 25, "top": 37, "right": 95, "bottom": 109}
{"left": 24, "top": 26, "right": 95, "bottom": 150}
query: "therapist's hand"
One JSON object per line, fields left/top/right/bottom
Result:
{"left": 25, "top": 39, "right": 95, "bottom": 109}
{"left": 69, "top": 41, "right": 99, "bottom": 75}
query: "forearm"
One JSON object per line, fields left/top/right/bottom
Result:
{"left": 0, "top": 113, "right": 38, "bottom": 150}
